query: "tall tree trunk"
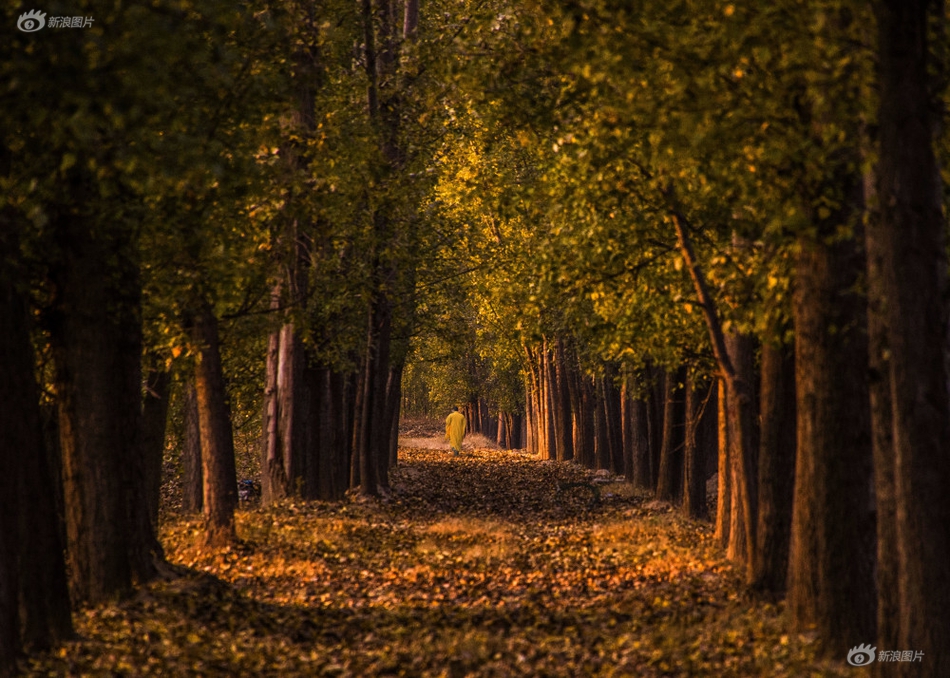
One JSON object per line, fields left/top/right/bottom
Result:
{"left": 656, "top": 369, "right": 678, "bottom": 501}
{"left": 1, "top": 233, "right": 73, "bottom": 658}
{"left": 142, "top": 366, "right": 171, "bottom": 528}
{"left": 182, "top": 381, "right": 203, "bottom": 513}
{"left": 875, "top": 2, "right": 950, "bottom": 673}
{"left": 620, "top": 373, "right": 635, "bottom": 483}
{"left": 553, "top": 339, "right": 574, "bottom": 462}
{"left": 669, "top": 204, "right": 758, "bottom": 575}
{"left": 683, "top": 376, "right": 712, "bottom": 520}
{"left": 192, "top": 301, "right": 238, "bottom": 547}
{"left": 603, "top": 367, "right": 625, "bottom": 475}
{"left": 865, "top": 169, "right": 899, "bottom": 664}
{"left": 631, "top": 394, "right": 652, "bottom": 490}
{"left": 715, "top": 379, "right": 731, "bottom": 548}
{"left": 752, "top": 339, "right": 796, "bottom": 598}
{"left": 50, "top": 214, "right": 140, "bottom": 604}
{"left": 261, "top": 315, "right": 285, "bottom": 504}
{"left": 788, "top": 228, "right": 875, "bottom": 656}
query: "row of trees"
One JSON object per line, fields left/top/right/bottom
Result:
{"left": 1, "top": 0, "right": 507, "bottom": 672}
{"left": 405, "top": 0, "right": 950, "bottom": 673}
{"left": 2, "top": 0, "right": 948, "bottom": 676}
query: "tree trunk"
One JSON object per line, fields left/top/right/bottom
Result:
{"left": 142, "top": 366, "right": 171, "bottom": 528}
{"left": 656, "top": 369, "right": 678, "bottom": 501}
{"left": 752, "top": 339, "right": 796, "bottom": 598}
{"left": 192, "top": 301, "right": 238, "bottom": 547}
{"left": 788, "top": 229, "right": 875, "bottom": 656}
{"left": 1, "top": 229, "right": 71, "bottom": 666}
{"left": 49, "top": 214, "right": 140, "bottom": 604}
{"left": 182, "top": 381, "right": 203, "bottom": 513}
{"left": 683, "top": 376, "right": 711, "bottom": 520}
{"left": 631, "top": 394, "right": 652, "bottom": 491}
{"left": 725, "top": 333, "right": 757, "bottom": 576}
{"left": 865, "top": 169, "right": 899, "bottom": 664}
{"left": 875, "top": 2, "right": 950, "bottom": 673}
{"left": 669, "top": 206, "right": 758, "bottom": 575}
{"left": 715, "top": 379, "right": 731, "bottom": 548}
{"left": 553, "top": 339, "right": 574, "bottom": 462}
{"left": 603, "top": 367, "right": 625, "bottom": 475}
{"left": 620, "top": 374, "right": 635, "bottom": 483}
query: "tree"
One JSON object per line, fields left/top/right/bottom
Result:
{"left": 873, "top": 1, "right": 950, "bottom": 673}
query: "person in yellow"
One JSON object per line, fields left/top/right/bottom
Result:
{"left": 445, "top": 406, "right": 467, "bottom": 456}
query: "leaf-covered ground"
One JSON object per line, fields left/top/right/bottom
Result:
{"left": 26, "top": 445, "right": 864, "bottom": 676}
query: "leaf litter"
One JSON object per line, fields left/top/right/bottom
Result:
{"left": 25, "top": 446, "right": 860, "bottom": 676}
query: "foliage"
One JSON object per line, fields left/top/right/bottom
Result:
{"left": 28, "top": 445, "right": 858, "bottom": 676}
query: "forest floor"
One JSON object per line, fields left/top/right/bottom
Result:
{"left": 25, "top": 438, "right": 864, "bottom": 676}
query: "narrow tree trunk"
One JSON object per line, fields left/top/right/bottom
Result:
{"left": 875, "top": 2, "right": 950, "bottom": 673}
{"left": 142, "top": 366, "right": 171, "bottom": 528}
{"left": 683, "top": 376, "right": 711, "bottom": 520}
{"left": 669, "top": 205, "right": 758, "bottom": 573}
{"left": 631, "top": 395, "right": 652, "bottom": 490}
{"left": 182, "top": 381, "right": 203, "bottom": 513}
{"left": 714, "top": 379, "right": 731, "bottom": 547}
{"left": 261, "top": 318, "right": 284, "bottom": 504}
{"left": 725, "top": 333, "right": 757, "bottom": 576}
{"left": 553, "top": 339, "right": 574, "bottom": 461}
{"left": 192, "top": 302, "right": 238, "bottom": 547}
{"left": 620, "top": 374, "right": 635, "bottom": 483}
{"left": 656, "top": 370, "right": 678, "bottom": 501}
{"left": 752, "top": 339, "right": 796, "bottom": 598}
{"left": 603, "top": 368, "right": 625, "bottom": 474}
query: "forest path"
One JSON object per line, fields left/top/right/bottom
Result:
{"left": 27, "top": 444, "right": 856, "bottom": 676}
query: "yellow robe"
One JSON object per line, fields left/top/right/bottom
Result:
{"left": 445, "top": 411, "right": 467, "bottom": 453}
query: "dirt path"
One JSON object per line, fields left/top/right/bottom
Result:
{"left": 26, "top": 444, "right": 856, "bottom": 676}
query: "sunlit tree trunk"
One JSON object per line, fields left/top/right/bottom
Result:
{"left": 192, "top": 301, "right": 238, "bottom": 547}
{"left": 714, "top": 379, "right": 731, "bottom": 548}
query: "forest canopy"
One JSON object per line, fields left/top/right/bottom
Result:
{"left": 1, "top": 0, "right": 949, "bottom": 675}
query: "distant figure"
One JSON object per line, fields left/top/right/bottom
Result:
{"left": 445, "top": 406, "right": 467, "bottom": 456}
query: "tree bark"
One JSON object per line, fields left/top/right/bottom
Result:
{"left": 683, "top": 376, "right": 712, "bottom": 520}
{"left": 714, "top": 379, "right": 731, "bottom": 548}
{"left": 182, "top": 381, "right": 203, "bottom": 513}
{"left": 553, "top": 339, "right": 574, "bottom": 462}
{"left": 142, "top": 366, "right": 171, "bottom": 528}
{"left": 0, "top": 227, "right": 74, "bottom": 659}
{"left": 49, "top": 212, "right": 140, "bottom": 604}
{"left": 874, "top": 2, "right": 950, "bottom": 673}
{"left": 192, "top": 301, "right": 238, "bottom": 547}
{"left": 865, "top": 169, "right": 899, "bottom": 664}
{"left": 631, "top": 394, "right": 652, "bottom": 490}
{"left": 656, "top": 369, "right": 678, "bottom": 502}
{"left": 669, "top": 205, "right": 757, "bottom": 573}
{"left": 752, "top": 339, "right": 796, "bottom": 598}
{"left": 788, "top": 229, "right": 875, "bottom": 655}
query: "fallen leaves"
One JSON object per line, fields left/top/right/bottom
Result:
{"left": 24, "top": 446, "right": 860, "bottom": 676}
